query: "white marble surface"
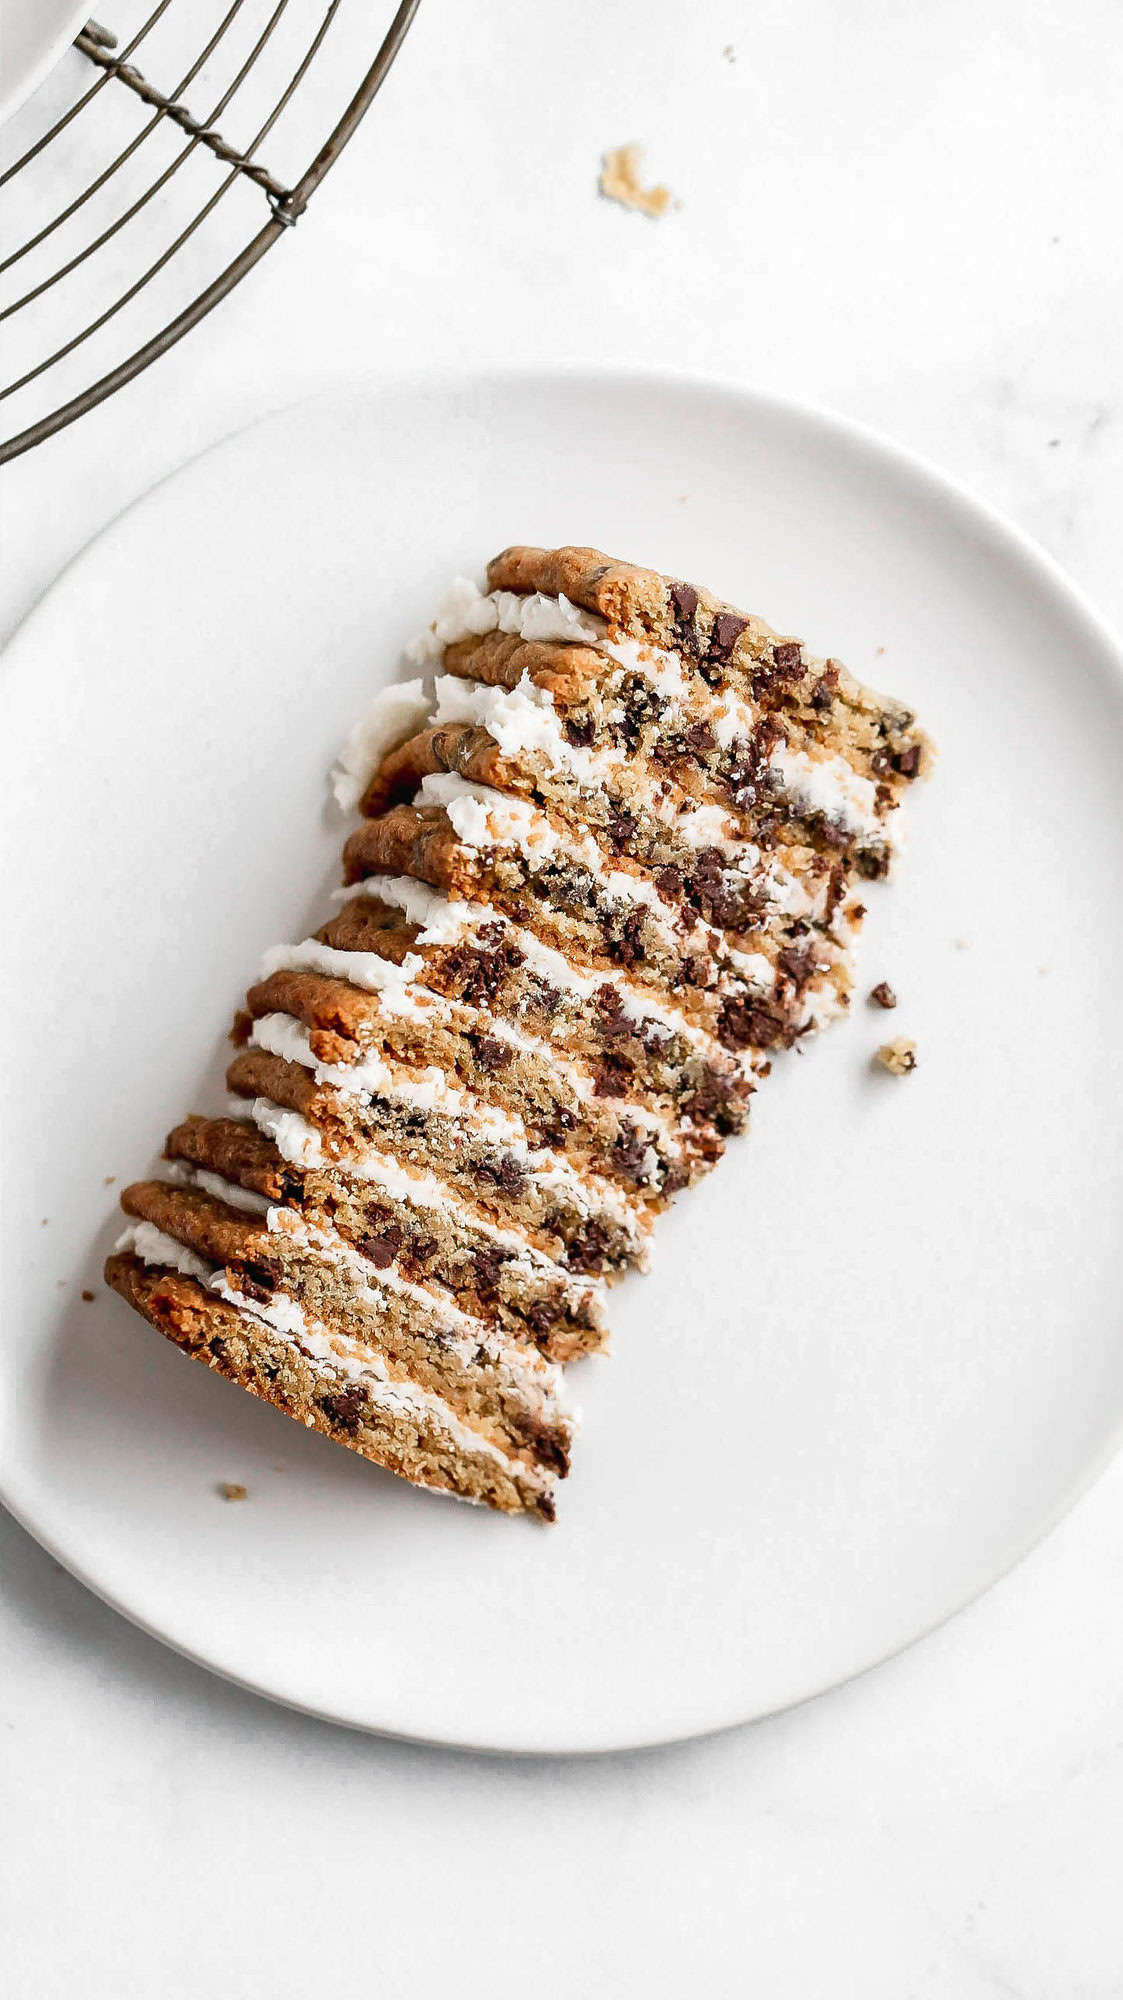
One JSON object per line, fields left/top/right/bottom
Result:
{"left": 3, "top": 1, "right": 1123, "bottom": 1992}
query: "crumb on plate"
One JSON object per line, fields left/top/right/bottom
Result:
{"left": 599, "top": 143, "right": 674, "bottom": 218}
{"left": 219, "top": 1482, "right": 248, "bottom": 1502}
{"left": 875, "top": 1037, "right": 917, "bottom": 1076}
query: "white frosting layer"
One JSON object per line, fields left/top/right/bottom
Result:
{"left": 244, "top": 1017, "right": 639, "bottom": 1223}
{"left": 768, "top": 743, "right": 881, "bottom": 837}
{"left": 413, "top": 581, "right": 887, "bottom": 846}
{"left": 412, "top": 765, "right": 799, "bottom": 954}
{"left": 433, "top": 670, "right": 615, "bottom": 791}
{"left": 260, "top": 937, "right": 428, "bottom": 1018}
{"left": 249, "top": 1011, "right": 519, "bottom": 1139}
{"left": 167, "top": 1162, "right": 271, "bottom": 1216}
{"left": 117, "top": 1224, "right": 535, "bottom": 1483}
{"left": 406, "top": 578, "right": 602, "bottom": 665}
{"left": 332, "top": 679, "right": 431, "bottom": 813}
{"left": 228, "top": 1093, "right": 603, "bottom": 1300}
{"left": 417, "top": 771, "right": 560, "bottom": 861}
{"left": 336, "top": 875, "right": 727, "bottom": 1049}
{"left": 263, "top": 1207, "right": 564, "bottom": 1404}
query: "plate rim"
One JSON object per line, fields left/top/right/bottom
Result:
{"left": 0, "top": 1, "right": 92, "bottom": 131}
{"left": 4, "top": 359, "right": 1123, "bottom": 1755}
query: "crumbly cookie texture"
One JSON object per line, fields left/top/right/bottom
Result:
{"left": 107, "top": 544, "right": 930, "bottom": 1516}
{"left": 875, "top": 1036, "right": 917, "bottom": 1075}
{"left": 598, "top": 143, "right": 674, "bottom": 218}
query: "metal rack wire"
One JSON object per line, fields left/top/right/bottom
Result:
{"left": 0, "top": 0, "right": 420, "bottom": 463}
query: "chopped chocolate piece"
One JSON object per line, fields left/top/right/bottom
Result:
{"left": 524, "top": 1298, "right": 560, "bottom": 1336}
{"left": 594, "top": 1052, "right": 634, "bottom": 1099}
{"left": 894, "top": 743, "right": 922, "bottom": 778}
{"left": 772, "top": 641, "right": 802, "bottom": 673}
{"left": 708, "top": 611, "right": 748, "bottom": 660}
{"left": 470, "top": 1247, "right": 505, "bottom": 1300}
{"left": 563, "top": 715, "right": 597, "bottom": 748}
{"left": 612, "top": 1123, "right": 651, "bottom": 1182}
{"left": 475, "top": 1035, "right": 513, "bottom": 1073}
{"left": 357, "top": 1225, "right": 404, "bottom": 1270}
{"left": 318, "top": 1386, "right": 366, "bottom": 1433}
{"left": 232, "top": 1262, "right": 275, "bottom": 1304}
{"left": 869, "top": 981, "right": 897, "bottom": 1010}
{"left": 605, "top": 809, "right": 635, "bottom": 854}
{"left": 716, "top": 994, "right": 793, "bottom": 1052}
{"left": 493, "top": 1156, "right": 528, "bottom": 1196}
{"left": 654, "top": 864, "right": 683, "bottom": 903}
{"left": 683, "top": 720, "right": 716, "bottom": 756}
{"left": 670, "top": 582, "right": 699, "bottom": 622}
{"left": 777, "top": 945, "right": 816, "bottom": 990}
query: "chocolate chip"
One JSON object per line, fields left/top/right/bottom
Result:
{"left": 357, "top": 1226, "right": 403, "bottom": 1270}
{"left": 607, "top": 909, "right": 646, "bottom": 968}
{"left": 708, "top": 611, "right": 748, "bottom": 661}
{"left": 593, "top": 1053, "right": 632, "bottom": 1099}
{"left": 605, "top": 810, "right": 635, "bottom": 855}
{"left": 717, "top": 995, "right": 793, "bottom": 1052}
{"left": 233, "top": 1263, "right": 275, "bottom": 1304}
{"left": 772, "top": 641, "right": 802, "bottom": 673}
{"left": 565, "top": 1220, "right": 613, "bottom": 1275}
{"left": 319, "top": 1386, "right": 365, "bottom": 1434}
{"left": 777, "top": 945, "right": 816, "bottom": 990}
{"left": 894, "top": 744, "right": 922, "bottom": 778}
{"left": 540, "top": 1106, "right": 577, "bottom": 1149}
{"left": 524, "top": 1297, "right": 560, "bottom": 1336}
{"left": 858, "top": 849, "right": 891, "bottom": 881}
{"left": 654, "top": 864, "right": 683, "bottom": 903}
{"left": 683, "top": 720, "right": 716, "bottom": 755}
{"left": 869, "top": 981, "right": 897, "bottom": 1010}
{"left": 671, "top": 582, "right": 699, "bottom": 622}
{"left": 818, "top": 819, "right": 851, "bottom": 851}
{"left": 483, "top": 1155, "right": 526, "bottom": 1197}
{"left": 411, "top": 1236, "right": 438, "bottom": 1264}
{"left": 564, "top": 715, "right": 597, "bottom": 748}
{"left": 475, "top": 1035, "right": 513, "bottom": 1072}
{"left": 470, "top": 1247, "right": 505, "bottom": 1299}
{"left": 612, "top": 1123, "right": 650, "bottom": 1181}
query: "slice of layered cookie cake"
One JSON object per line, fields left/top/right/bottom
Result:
{"left": 107, "top": 544, "right": 929, "bottom": 1518}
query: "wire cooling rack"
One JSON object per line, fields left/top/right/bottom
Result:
{"left": 0, "top": 1, "right": 420, "bottom": 463}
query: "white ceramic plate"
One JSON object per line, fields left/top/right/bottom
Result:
{"left": 3, "top": 368, "right": 1123, "bottom": 1753}
{"left": 0, "top": 2, "right": 89, "bottom": 128}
